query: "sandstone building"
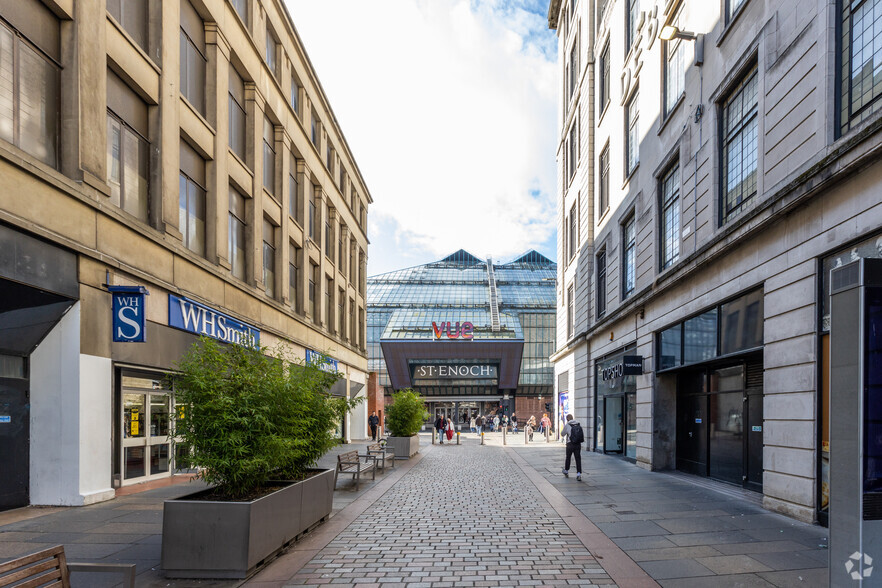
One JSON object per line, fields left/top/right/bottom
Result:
{"left": 0, "top": 0, "right": 370, "bottom": 509}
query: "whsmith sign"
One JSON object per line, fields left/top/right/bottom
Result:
{"left": 109, "top": 285, "right": 149, "bottom": 343}
{"left": 168, "top": 295, "right": 260, "bottom": 345}
{"left": 600, "top": 355, "right": 643, "bottom": 381}
{"left": 412, "top": 364, "right": 498, "bottom": 379}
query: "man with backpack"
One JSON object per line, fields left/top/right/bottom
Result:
{"left": 561, "top": 414, "right": 584, "bottom": 481}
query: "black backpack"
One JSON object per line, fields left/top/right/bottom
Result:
{"left": 568, "top": 423, "right": 584, "bottom": 444}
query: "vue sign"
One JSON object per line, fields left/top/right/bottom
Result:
{"left": 110, "top": 286, "right": 148, "bottom": 343}
{"left": 432, "top": 321, "right": 474, "bottom": 340}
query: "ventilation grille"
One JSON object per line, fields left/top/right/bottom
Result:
{"left": 864, "top": 492, "right": 882, "bottom": 520}
{"left": 831, "top": 261, "right": 860, "bottom": 295}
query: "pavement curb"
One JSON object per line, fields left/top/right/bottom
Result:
{"left": 243, "top": 445, "right": 433, "bottom": 587}
{"left": 506, "top": 447, "right": 660, "bottom": 588}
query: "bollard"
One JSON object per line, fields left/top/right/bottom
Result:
{"left": 525, "top": 429, "right": 528, "bottom": 444}
{"left": 456, "top": 431, "right": 460, "bottom": 445}
{"left": 503, "top": 426, "right": 507, "bottom": 446}
{"left": 546, "top": 428, "right": 550, "bottom": 443}
{"left": 432, "top": 430, "right": 435, "bottom": 445}
{"left": 481, "top": 431, "right": 484, "bottom": 445}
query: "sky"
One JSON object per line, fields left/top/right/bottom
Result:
{"left": 285, "top": 0, "right": 559, "bottom": 276}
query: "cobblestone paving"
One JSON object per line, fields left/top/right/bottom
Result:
{"left": 285, "top": 442, "right": 616, "bottom": 587}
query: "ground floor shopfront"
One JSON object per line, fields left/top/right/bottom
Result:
{"left": 0, "top": 224, "right": 367, "bottom": 511}
{"left": 555, "top": 162, "right": 882, "bottom": 524}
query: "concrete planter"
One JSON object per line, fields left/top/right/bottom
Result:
{"left": 161, "top": 468, "right": 334, "bottom": 579}
{"left": 386, "top": 435, "right": 420, "bottom": 459}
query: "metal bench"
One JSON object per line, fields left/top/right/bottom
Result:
{"left": 0, "top": 544, "right": 136, "bottom": 588}
{"left": 366, "top": 442, "right": 395, "bottom": 470}
{"left": 335, "top": 449, "right": 376, "bottom": 491}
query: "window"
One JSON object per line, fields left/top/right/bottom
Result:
{"left": 349, "top": 238, "right": 356, "bottom": 285}
{"left": 359, "top": 308, "right": 365, "bottom": 350}
{"left": 567, "top": 283, "right": 574, "bottom": 339}
{"left": 107, "top": 0, "right": 148, "bottom": 51}
{"left": 349, "top": 297, "right": 356, "bottom": 343}
{"left": 660, "top": 164, "right": 680, "bottom": 269}
{"left": 568, "top": 202, "right": 577, "bottom": 261}
{"left": 664, "top": 4, "right": 685, "bottom": 116}
{"left": 626, "top": 90, "right": 639, "bottom": 176}
{"left": 179, "top": 141, "right": 206, "bottom": 256}
{"left": 229, "top": 188, "right": 246, "bottom": 280}
{"left": 726, "top": 0, "right": 746, "bottom": 22}
{"left": 263, "top": 117, "right": 276, "bottom": 195}
{"left": 359, "top": 250, "right": 366, "bottom": 294}
{"left": 622, "top": 215, "right": 636, "bottom": 299}
{"left": 840, "top": 0, "right": 882, "bottom": 135}
{"left": 721, "top": 64, "right": 758, "bottom": 221}
{"left": 599, "top": 144, "right": 610, "bottom": 215}
{"left": 309, "top": 262, "right": 318, "bottom": 322}
{"left": 599, "top": 41, "right": 610, "bottom": 113}
{"left": 311, "top": 113, "right": 319, "bottom": 147}
{"left": 265, "top": 25, "right": 279, "bottom": 79}
{"left": 228, "top": 65, "right": 246, "bottom": 161}
{"left": 309, "top": 187, "right": 317, "bottom": 240}
{"left": 326, "top": 144, "right": 333, "bottom": 170}
{"left": 627, "top": 0, "right": 640, "bottom": 50}
{"left": 289, "top": 154, "right": 301, "bottom": 222}
{"left": 338, "top": 226, "right": 345, "bottom": 273}
{"left": 324, "top": 205, "right": 333, "bottom": 258}
{"left": 567, "top": 121, "right": 577, "bottom": 182}
{"left": 568, "top": 37, "right": 579, "bottom": 99}
{"left": 0, "top": 6, "right": 60, "bottom": 168}
{"left": 325, "top": 276, "right": 333, "bottom": 331}
{"left": 596, "top": 250, "right": 607, "bottom": 318}
{"left": 339, "top": 165, "right": 345, "bottom": 190}
{"left": 180, "top": 0, "right": 206, "bottom": 115}
{"left": 289, "top": 243, "right": 301, "bottom": 313}
{"left": 290, "top": 76, "right": 300, "bottom": 116}
{"left": 338, "top": 287, "right": 345, "bottom": 338}
{"left": 107, "top": 70, "right": 149, "bottom": 221}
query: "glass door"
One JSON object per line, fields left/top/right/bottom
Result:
{"left": 603, "top": 396, "right": 623, "bottom": 453}
{"left": 121, "top": 374, "right": 174, "bottom": 485}
{"left": 625, "top": 393, "right": 637, "bottom": 459}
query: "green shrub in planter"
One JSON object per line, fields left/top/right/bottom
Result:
{"left": 385, "top": 389, "right": 428, "bottom": 437}
{"left": 171, "top": 337, "right": 340, "bottom": 499}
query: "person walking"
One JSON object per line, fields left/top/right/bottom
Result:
{"left": 561, "top": 414, "right": 584, "bottom": 481}
{"left": 368, "top": 411, "right": 380, "bottom": 441}
{"left": 540, "top": 413, "right": 551, "bottom": 436}
{"left": 446, "top": 417, "right": 455, "bottom": 441}
{"left": 469, "top": 415, "right": 477, "bottom": 434}
{"left": 527, "top": 415, "right": 536, "bottom": 441}
{"left": 511, "top": 414, "right": 518, "bottom": 433}
{"left": 435, "top": 414, "right": 447, "bottom": 444}
{"left": 493, "top": 414, "right": 500, "bottom": 432}
{"left": 475, "top": 414, "right": 484, "bottom": 435}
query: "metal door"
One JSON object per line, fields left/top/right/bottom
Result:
{"left": 603, "top": 396, "right": 624, "bottom": 453}
{"left": 676, "top": 393, "right": 707, "bottom": 476}
{"left": 0, "top": 379, "right": 28, "bottom": 510}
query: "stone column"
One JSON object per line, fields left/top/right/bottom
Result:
{"left": 160, "top": 0, "right": 182, "bottom": 240}
{"left": 245, "top": 83, "right": 265, "bottom": 288}
{"left": 205, "top": 24, "right": 230, "bottom": 267}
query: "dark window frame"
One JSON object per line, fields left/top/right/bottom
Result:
{"left": 622, "top": 214, "right": 636, "bottom": 300}
{"left": 719, "top": 63, "right": 758, "bottom": 223}
{"left": 660, "top": 162, "right": 680, "bottom": 269}
{"left": 596, "top": 249, "right": 607, "bottom": 319}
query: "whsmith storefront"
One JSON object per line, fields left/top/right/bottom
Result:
{"left": 0, "top": 225, "right": 364, "bottom": 511}
{"left": 367, "top": 250, "right": 557, "bottom": 428}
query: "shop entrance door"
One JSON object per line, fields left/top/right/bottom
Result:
{"left": 0, "top": 378, "right": 28, "bottom": 510}
{"left": 603, "top": 396, "right": 624, "bottom": 453}
{"left": 121, "top": 375, "right": 174, "bottom": 485}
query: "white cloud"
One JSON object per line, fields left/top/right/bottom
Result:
{"left": 285, "top": 0, "right": 558, "bottom": 274}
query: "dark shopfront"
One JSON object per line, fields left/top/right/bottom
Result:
{"left": 658, "top": 288, "right": 765, "bottom": 491}
{"left": 594, "top": 347, "right": 637, "bottom": 459}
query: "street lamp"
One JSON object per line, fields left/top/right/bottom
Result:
{"left": 659, "top": 25, "right": 704, "bottom": 66}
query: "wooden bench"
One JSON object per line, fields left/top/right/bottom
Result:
{"left": 366, "top": 443, "right": 395, "bottom": 470}
{"left": 335, "top": 449, "right": 376, "bottom": 490}
{"left": 0, "top": 544, "right": 136, "bottom": 588}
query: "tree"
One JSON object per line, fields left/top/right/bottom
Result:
{"left": 385, "top": 389, "right": 428, "bottom": 437}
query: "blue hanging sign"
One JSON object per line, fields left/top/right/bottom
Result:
{"left": 109, "top": 286, "right": 149, "bottom": 343}
{"left": 306, "top": 349, "right": 338, "bottom": 373}
{"left": 168, "top": 294, "right": 260, "bottom": 345}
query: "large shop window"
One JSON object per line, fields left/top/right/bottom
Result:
{"left": 595, "top": 348, "right": 637, "bottom": 460}
{"left": 658, "top": 288, "right": 763, "bottom": 371}
{"left": 818, "top": 232, "right": 882, "bottom": 520}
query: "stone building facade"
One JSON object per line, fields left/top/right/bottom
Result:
{"left": 549, "top": 0, "right": 882, "bottom": 523}
{"left": 0, "top": 0, "right": 370, "bottom": 510}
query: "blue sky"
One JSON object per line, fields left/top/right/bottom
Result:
{"left": 286, "top": 0, "right": 559, "bottom": 275}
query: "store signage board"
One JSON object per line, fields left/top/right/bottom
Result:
{"left": 0, "top": 416, "right": 10, "bottom": 423}
{"left": 432, "top": 321, "right": 474, "bottom": 340}
{"left": 412, "top": 364, "right": 497, "bottom": 379}
{"left": 168, "top": 294, "right": 260, "bottom": 345}
{"left": 109, "top": 286, "right": 149, "bottom": 343}
{"left": 601, "top": 355, "right": 644, "bottom": 381}
{"left": 306, "top": 349, "right": 339, "bottom": 373}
